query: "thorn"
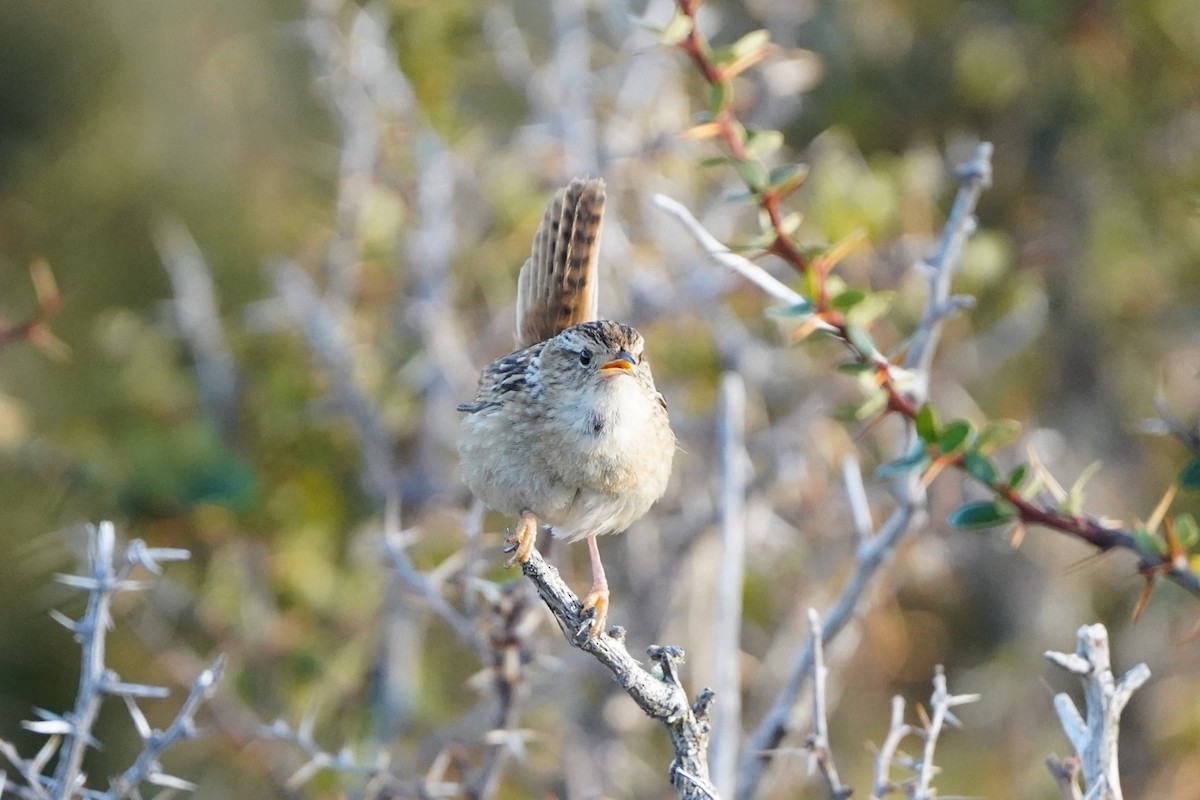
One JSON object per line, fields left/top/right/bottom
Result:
{"left": 1131, "top": 575, "right": 1155, "bottom": 622}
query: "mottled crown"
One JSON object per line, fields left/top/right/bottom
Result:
{"left": 556, "top": 320, "right": 643, "bottom": 355}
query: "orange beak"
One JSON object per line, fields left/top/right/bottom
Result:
{"left": 598, "top": 352, "right": 636, "bottom": 373}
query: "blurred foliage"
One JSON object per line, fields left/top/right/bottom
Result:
{"left": 0, "top": 0, "right": 1198, "bottom": 797}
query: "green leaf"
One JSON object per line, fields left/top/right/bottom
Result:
{"left": 845, "top": 290, "right": 895, "bottom": 327}
{"left": 948, "top": 499, "right": 1017, "bottom": 531}
{"left": 736, "top": 159, "right": 767, "bottom": 191}
{"left": 767, "top": 163, "right": 809, "bottom": 195}
{"left": 1179, "top": 456, "right": 1200, "bottom": 490}
{"left": 1174, "top": 513, "right": 1199, "bottom": 550}
{"left": 778, "top": 211, "right": 803, "bottom": 235}
{"left": 975, "top": 419, "right": 1021, "bottom": 455}
{"left": 744, "top": 130, "right": 783, "bottom": 159}
{"left": 915, "top": 403, "right": 940, "bottom": 443}
{"left": 844, "top": 324, "right": 878, "bottom": 360}
{"left": 699, "top": 155, "right": 732, "bottom": 168}
{"left": 830, "top": 289, "right": 866, "bottom": 311}
{"left": 836, "top": 361, "right": 874, "bottom": 375}
{"left": 1134, "top": 526, "right": 1168, "bottom": 558}
{"left": 962, "top": 451, "right": 999, "bottom": 485}
{"left": 937, "top": 420, "right": 972, "bottom": 453}
{"left": 1065, "top": 461, "right": 1103, "bottom": 516}
{"left": 855, "top": 389, "right": 888, "bottom": 420}
{"left": 709, "top": 81, "right": 730, "bottom": 115}
{"left": 875, "top": 445, "right": 929, "bottom": 481}
{"left": 1007, "top": 464, "right": 1028, "bottom": 490}
{"left": 765, "top": 299, "right": 813, "bottom": 318}
{"left": 729, "top": 29, "right": 771, "bottom": 60}
{"left": 660, "top": 12, "right": 694, "bottom": 46}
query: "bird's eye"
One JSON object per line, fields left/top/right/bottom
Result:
{"left": 578, "top": 349, "right": 592, "bottom": 366}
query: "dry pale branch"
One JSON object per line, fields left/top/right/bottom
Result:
{"left": 659, "top": 144, "right": 994, "bottom": 798}
{"left": 1045, "top": 624, "right": 1149, "bottom": 800}
{"left": 803, "top": 609, "right": 850, "bottom": 800}
{"left": 864, "top": 667, "right": 977, "bottom": 800}
{"left": 711, "top": 372, "right": 747, "bottom": 799}
{"left": 0, "top": 523, "right": 221, "bottom": 800}
{"left": 871, "top": 696, "right": 913, "bottom": 800}
{"left": 515, "top": 544, "right": 718, "bottom": 799}
{"left": 911, "top": 666, "right": 979, "bottom": 800}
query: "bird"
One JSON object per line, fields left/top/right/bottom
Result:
{"left": 457, "top": 177, "right": 675, "bottom": 637}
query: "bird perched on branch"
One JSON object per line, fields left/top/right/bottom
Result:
{"left": 457, "top": 178, "right": 675, "bottom": 636}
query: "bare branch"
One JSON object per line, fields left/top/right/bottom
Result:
{"left": 1045, "top": 624, "right": 1150, "bottom": 800}
{"left": 514, "top": 545, "right": 719, "bottom": 799}
{"left": 382, "top": 495, "right": 486, "bottom": 656}
{"left": 711, "top": 372, "right": 746, "bottom": 799}
{"left": 652, "top": 194, "right": 824, "bottom": 315}
{"left": 0, "top": 523, "right": 221, "bottom": 800}
{"left": 871, "top": 696, "right": 912, "bottom": 800}
{"left": 273, "top": 262, "right": 397, "bottom": 501}
{"left": 911, "top": 666, "right": 979, "bottom": 800}
{"left": 103, "top": 657, "right": 227, "bottom": 800}
{"left": 804, "top": 609, "right": 851, "bottom": 800}
{"left": 904, "top": 143, "right": 992, "bottom": 376}
{"left": 156, "top": 220, "right": 239, "bottom": 436}
{"left": 737, "top": 144, "right": 992, "bottom": 797}
{"left": 738, "top": 501, "right": 918, "bottom": 796}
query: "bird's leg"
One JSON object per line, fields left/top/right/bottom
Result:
{"left": 580, "top": 534, "right": 610, "bottom": 637}
{"left": 503, "top": 511, "right": 539, "bottom": 567}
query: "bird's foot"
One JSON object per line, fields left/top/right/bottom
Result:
{"left": 579, "top": 585, "right": 609, "bottom": 638}
{"left": 503, "top": 511, "right": 538, "bottom": 567}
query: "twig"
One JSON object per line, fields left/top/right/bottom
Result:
{"left": 871, "top": 696, "right": 912, "bottom": 799}
{"left": 842, "top": 453, "right": 874, "bottom": 540}
{"left": 711, "top": 372, "right": 747, "bottom": 799}
{"left": 103, "top": 657, "right": 227, "bottom": 799}
{"left": 471, "top": 582, "right": 539, "bottom": 800}
{"left": 738, "top": 501, "right": 917, "bottom": 796}
{"left": 1045, "top": 624, "right": 1150, "bottom": 800}
{"left": 274, "top": 262, "right": 397, "bottom": 501}
{"left": 0, "top": 737, "right": 55, "bottom": 800}
{"left": 1045, "top": 755, "right": 1084, "bottom": 800}
{"left": 51, "top": 524, "right": 189, "bottom": 797}
{"left": 804, "top": 609, "right": 850, "bottom": 800}
{"left": 156, "top": 220, "right": 239, "bottom": 437}
{"left": 736, "top": 144, "right": 988, "bottom": 797}
{"left": 514, "top": 545, "right": 719, "bottom": 799}
{"left": 257, "top": 717, "right": 398, "bottom": 794}
{"left": 0, "top": 260, "right": 65, "bottom": 356}
{"left": 911, "top": 666, "right": 979, "bottom": 800}
{"left": 382, "top": 495, "right": 486, "bottom": 656}
{"left": 0, "top": 523, "right": 217, "bottom": 799}
{"left": 652, "top": 194, "right": 822, "bottom": 314}
{"left": 904, "top": 144, "right": 991, "bottom": 376}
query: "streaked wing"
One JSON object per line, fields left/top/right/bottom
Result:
{"left": 456, "top": 344, "right": 538, "bottom": 414}
{"left": 515, "top": 178, "right": 604, "bottom": 348}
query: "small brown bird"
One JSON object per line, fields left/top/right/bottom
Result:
{"left": 457, "top": 178, "right": 675, "bottom": 636}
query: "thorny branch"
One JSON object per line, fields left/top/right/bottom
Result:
{"left": 0, "top": 260, "right": 66, "bottom": 357}
{"left": 670, "top": 0, "right": 1200, "bottom": 607}
{"left": 0, "top": 523, "right": 221, "bottom": 800}
{"left": 717, "top": 141, "right": 986, "bottom": 796}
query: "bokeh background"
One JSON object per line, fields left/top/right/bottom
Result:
{"left": 0, "top": 0, "right": 1199, "bottom": 797}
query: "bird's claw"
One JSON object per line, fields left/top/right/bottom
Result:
{"left": 503, "top": 512, "right": 538, "bottom": 568}
{"left": 579, "top": 586, "right": 609, "bottom": 638}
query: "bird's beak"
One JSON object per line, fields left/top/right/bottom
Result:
{"left": 598, "top": 352, "right": 637, "bottom": 374}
